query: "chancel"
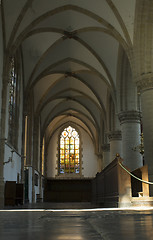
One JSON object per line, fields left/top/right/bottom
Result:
{"left": 1, "top": 1, "right": 153, "bottom": 239}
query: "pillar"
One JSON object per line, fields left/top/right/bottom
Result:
{"left": 137, "top": 78, "right": 153, "bottom": 195}
{"left": 102, "top": 143, "right": 110, "bottom": 168}
{"left": 0, "top": 140, "right": 4, "bottom": 208}
{"left": 118, "top": 111, "right": 143, "bottom": 171}
{"left": 108, "top": 131, "right": 122, "bottom": 162}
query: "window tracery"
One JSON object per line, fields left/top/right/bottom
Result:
{"left": 8, "top": 56, "right": 19, "bottom": 148}
{"left": 59, "top": 126, "right": 80, "bottom": 174}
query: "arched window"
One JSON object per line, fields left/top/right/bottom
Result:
{"left": 8, "top": 56, "right": 19, "bottom": 147}
{"left": 59, "top": 126, "right": 80, "bottom": 174}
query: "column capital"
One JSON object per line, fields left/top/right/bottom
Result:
{"left": 118, "top": 111, "right": 141, "bottom": 124}
{"left": 136, "top": 74, "right": 153, "bottom": 93}
{"left": 107, "top": 130, "right": 122, "bottom": 141}
{"left": 102, "top": 143, "right": 110, "bottom": 152}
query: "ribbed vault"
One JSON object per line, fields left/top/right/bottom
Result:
{"left": 1, "top": 0, "right": 136, "bottom": 156}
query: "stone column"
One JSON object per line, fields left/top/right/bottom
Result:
{"left": 108, "top": 131, "right": 122, "bottom": 162}
{"left": 102, "top": 143, "right": 110, "bottom": 168}
{"left": 0, "top": 140, "right": 4, "bottom": 208}
{"left": 137, "top": 77, "right": 153, "bottom": 195}
{"left": 118, "top": 111, "right": 143, "bottom": 171}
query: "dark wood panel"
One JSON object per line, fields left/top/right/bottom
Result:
{"left": 5, "top": 181, "right": 16, "bottom": 206}
{"left": 4, "top": 181, "right": 24, "bottom": 206}
{"left": 44, "top": 179, "right": 92, "bottom": 202}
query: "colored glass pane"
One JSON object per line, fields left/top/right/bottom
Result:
{"left": 65, "top": 144, "right": 69, "bottom": 150}
{"left": 75, "top": 138, "right": 79, "bottom": 144}
{"left": 66, "top": 138, "right": 69, "bottom": 144}
{"left": 62, "top": 131, "right": 68, "bottom": 137}
{"left": 75, "top": 169, "right": 79, "bottom": 173}
{"left": 60, "top": 145, "right": 64, "bottom": 149}
{"left": 72, "top": 130, "right": 78, "bottom": 138}
{"left": 60, "top": 139, "right": 64, "bottom": 145}
{"left": 70, "top": 137, "right": 74, "bottom": 144}
{"left": 70, "top": 144, "right": 74, "bottom": 150}
{"left": 67, "top": 126, "right": 72, "bottom": 132}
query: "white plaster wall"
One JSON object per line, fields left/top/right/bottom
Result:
{"left": 81, "top": 130, "right": 98, "bottom": 178}
{"left": 47, "top": 127, "right": 98, "bottom": 178}
{"left": 4, "top": 145, "right": 21, "bottom": 182}
{"left": 47, "top": 130, "right": 58, "bottom": 178}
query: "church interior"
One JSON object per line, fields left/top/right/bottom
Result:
{"left": 1, "top": 0, "right": 153, "bottom": 239}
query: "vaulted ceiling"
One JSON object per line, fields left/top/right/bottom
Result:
{"left": 2, "top": 0, "right": 136, "bottom": 151}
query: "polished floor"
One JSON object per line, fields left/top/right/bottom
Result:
{"left": 0, "top": 203, "right": 153, "bottom": 240}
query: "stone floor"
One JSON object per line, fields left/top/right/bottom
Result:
{"left": 0, "top": 202, "right": 153, "bottom": 240}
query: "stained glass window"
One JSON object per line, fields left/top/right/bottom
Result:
{"left": 59, "top": 126, "right": 80, "bottom": 174}
{"left": 8, "top": 57, "right": 18, "bottom": 146}
{"left": 8, "top": 55, "right": 20, "bottom": 149}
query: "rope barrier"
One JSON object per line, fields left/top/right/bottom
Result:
{"left": 118, "top": 161, "right": 153, "bottom": 185}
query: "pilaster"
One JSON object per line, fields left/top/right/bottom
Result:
{"left": 102, "top": 143, "right": 110, "bottom": 168}
{"left": 108, "top": 131, "right": 122, "bottom": 162}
